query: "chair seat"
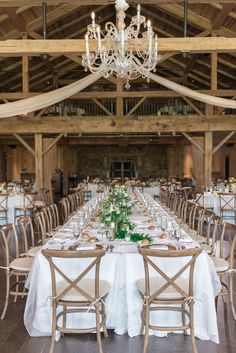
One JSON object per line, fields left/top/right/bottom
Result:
{"left": 57, "top": 279, "right": 110, "bottom": 302}
{"left": 28, "top": 246, "right": 42, "bottom": 257}
{"left": 15, "top": 205, "right": 34, "bottom": 210}
{"left": 187, "top": 229, "right": 197, "bottom": 236}
{"left": 211, "top": 256, "right": 229, "bottom": 273}
{"left": 221, "top": 207, "right": 236, "bottom": 211}
{"left": 10, "top": 257, "right": 33, "bottom": 272}
{"left": 137, "top": 277, "right": 188, "bottom": 300}
{"left": 191, "top": 233, "right": 206, "bottom": 243}
{"left": 204, "top": 205, "right": 214, "bottom": 209}
{"left": 201, "top": 243, "right": 211, "bottom": 253}
{"left": 33, "top": 200, "right": 46, "bottom": 207}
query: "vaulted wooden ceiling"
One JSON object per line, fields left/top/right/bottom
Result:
{"left": 0, "top": 0, "right": 235, "bottom": 93}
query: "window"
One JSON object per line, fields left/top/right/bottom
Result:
{"left": 109, "top": 161, "right": 137, "bottom": 178}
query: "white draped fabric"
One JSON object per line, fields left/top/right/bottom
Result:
{"left": 149, "top": 73, "right": 236, "bottom": 109}
{"left": 0, "top": 71, "right": 236, "bottom": 119}
{"left": 0, "top": 72, "right": 101, "bottom": 119}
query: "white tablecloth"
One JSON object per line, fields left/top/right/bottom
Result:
{"left": 24, "top": 243, "right": 221, "bottom": 343}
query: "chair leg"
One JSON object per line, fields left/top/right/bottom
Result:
{"left": 95, "top": 303, "right": 103, "bottom": 353}
{"left": 229, "top": 275, "right": 236, "bottom": 320}
{"left": 143, "top": 305, "right": 150, "bottom": 353}
{"left": 61, "top": 305, "right": 67, "bottom": 336}
{"left": 1, "top": 271, "right": 10, "bottom": 320}
{"left": 182, "top": 303, "right": 187, "bottom": 335}
{"left": 189, "top": 304, "right": 198, "bottom": 353}
{"left": 101, "top": 301, "right": 108, "bottom": 338}
{"left": 215, "top": 295, "right": 219, "bottom": 313}
{"left": 140, "top": 307, "right": 145, "bottom": 335}
{"left": 49, "top": 305, "right": 57, "bottom": 353}
{"left": 14, "top": 275, "right": 19, "bottom": 302}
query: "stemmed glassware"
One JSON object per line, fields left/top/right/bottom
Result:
{"left": 161, "top": 215, "right": 168, "bottom": 235}
{"left": 73, "top": 223, "right": 81, "bottom": 240}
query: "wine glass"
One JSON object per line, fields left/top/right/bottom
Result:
{"left": 174, "top": 226, "right": 182, "bottom": 248}
{"left": 73, "top": 223, "right": 80, "bottom": 239}
{"left": 161, "top": 216, "right": 168, "bottom": 235}
{"left": 78, "top": 215, "right": 84, "bottom": 231}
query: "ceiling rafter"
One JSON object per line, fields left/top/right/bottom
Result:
{"left": 154, "top": 3, "right": 235, "bottom": 37}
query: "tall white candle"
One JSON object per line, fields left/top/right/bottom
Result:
{"left": 97, "top": 27, "right": 101, "bottom": 50}
{"left": 85, "top": 34, "right": 89, "bottom": 56}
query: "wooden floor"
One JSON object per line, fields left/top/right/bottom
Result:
{"left": 0, "top": 271, "right": 235, "bottom": 353}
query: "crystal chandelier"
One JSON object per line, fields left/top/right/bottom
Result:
{"left": 82, "top": 0, "right": 161, "bottom": 89}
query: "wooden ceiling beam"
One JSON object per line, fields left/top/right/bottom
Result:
{"left": 0, "top": 115, "right": 235, "bottom": 133}
{"left": 0, "top": 1, "right": 235, "bottom": 6}
{"left": 0, "top": 37, "right": 235, "bottom": 57}
{"left": 212, "top": 4, "right": 236, "bottom": 30}
{"left": 155, "top": 3, "right": 235, "bottom": 37}
{"left": 4, "top": 7, "right": 27, "bottom": 32}
{"left": 0, "top": 89, "right": 235, "bottom": 100}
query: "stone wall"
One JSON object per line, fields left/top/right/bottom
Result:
{"left": 76, "top": 144, "right": 180, "bottom": 179}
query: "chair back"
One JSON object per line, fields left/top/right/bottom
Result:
{"left": 49, "top": 204, "right": 60, "bottom": 229}
{"left": 0, "top": 193, "right": 8, "bottom": 209}
{"left": 34, "top": 212, "right": 47, "bottom": 244}
{"left": 218, "top": 193, "right": 236, "bottom": 218}
{"left": 17, "top": 216, "right": 35, "bottom": 252}
{"left": 59, "top": 198, "right": 69, "bottom": 223}
{"left": 216, "top": 223, "right": 236, "bottom": 267}
{"left": 41, "top": 247, "right": 106, "bottom": 304}
{"left": 0, "top": 224, "right": 19, "bottom": 266}
{"left": 138, "top": 245, "right": 202, "bottom": 302}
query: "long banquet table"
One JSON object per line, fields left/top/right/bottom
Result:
{"left": 24, "top": 193, "right": 221, "bottom": 344}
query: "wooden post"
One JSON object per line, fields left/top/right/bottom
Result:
{"left": 116, "top": 78, "right": 123, "bottom": 116}
{"left": 204, "top": 131, "right": 213, "bottom": 186}
{"left": 204, "top": 36, "right": 216, "bottom": 186}
{"left": 62, "top": 145, "right": 68, "bottom": 196}
{"left": 35, "top": 133, "right": 43, "bottom": 191}
{"left": 211, "top": 51, "right": 217, "bottom": 91}
{"left": 22, "top": 55, "right": 29, "bottom": 93}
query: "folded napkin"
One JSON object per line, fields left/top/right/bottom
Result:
{"left": 135, "top": 224, "right": 149, "bottom": 229}
{"left": 76, "top": 244, "right": 96, "bottom": 251}
{"left": 149, "top": 245, "right": 169, "bottom": 250}
{"left": 179, "top": 237, "right": 195, "bottom": 243}
{"left": 44, "top": 244, "right": 63, "bottom": 250}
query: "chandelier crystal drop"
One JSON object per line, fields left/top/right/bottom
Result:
{"left": 82, "top": 0, "right": 161, "bottom": 89}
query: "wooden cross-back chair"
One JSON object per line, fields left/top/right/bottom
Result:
{"left": 0, "top": 193, "right": 9, "bottom": 225}
{"left": 59, "top": 198, "right": 69, "bottom": 224}
{"left": 159, "top": 188, "right": 168, "bottom": 206}
{"left": 211, "top": 222, "right": 236, "bottom": 320}
{"left": 0, "top": 224, "right": 33, "bottom": 319}
{"left": 96, "top": 182, "right": 105, "bottom": 194}
{"left": 138, "top": 246, "right": 202, "bottom": 353}
{"left": 49, "top": 204, "right": 60, "bottom": 230}
{"left": 218, "top": 192, "right": 236, "bottom": 222}
{"left": 77, "top": 190, "right": 84, "bottom": 207}
{"left": 182, "top": 186, "right": 192, "bottom": 200}
{"left": 17, "top": 216, "right": 35, "bottom": 254}
{"left": 33, "top": 188, "right": 49, "bottom": 210}
{"left": 14, "top": 191, "right": 36, "bottom": 223}
{"left": 41, "top": 248, "right": 110, "bottom": 353}
{"left": 200, "top": 212, "right": 220, "bottom": 254}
